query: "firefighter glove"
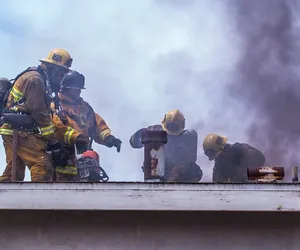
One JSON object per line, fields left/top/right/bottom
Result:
{"left": 47, "top": 139, "right": 68, "bottom": 166}
{"left": 104, "top": 135, "right": 122, "bottom": 153}
{"left": 76, "top": 134, "right": 89, "bottom": 153}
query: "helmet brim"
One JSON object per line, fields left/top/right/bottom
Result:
{"left": 39, "top": 59, "right": 70, "bottom": 70}
{"left": 61, "top": 86, "right": 85, "bottom": 90}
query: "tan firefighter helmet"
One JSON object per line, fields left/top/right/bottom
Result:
{"left": 203, "top": 133, "right": 228, "bottom": 161}
{"left": 161, "top": 109, "right": 185, "bottom": 135}
{"left": 40, "top": 48, "right": 73, "bottom": 69}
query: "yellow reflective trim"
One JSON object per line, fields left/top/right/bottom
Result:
{"left": 40, "top": 124, "right": 54, "bottom": 132}
{"left": 0, "top": 128, "right": 13, "bottom": 135}
{"left": 64, "top": 127, "right": 75, "bottom": 145}
{"left": 11, "top": 86, "right": 23, "bottom": 102}
{"left": 40, "top": 124, "right": 54, "bottom": 136}
{"left": 42, "top": 130, "right": 54, "bottom": 136}
{"left": 56, "top": 166, "right": 77, "bottom": 175}
{"left": 100, "top": 129, "right": 111, "bottom": 141}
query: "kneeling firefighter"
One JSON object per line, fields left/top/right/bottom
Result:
{"left": 129, "top": 109, "right": 203, "bottom": 182}
{"left": 203, "top": 133, "right": 266, "bottom": 183}
{"left": 51, "top": 70, "right": 122, "bottom": 181}
{"left": 0, "top": 48, "right": 73, "bottom": 182}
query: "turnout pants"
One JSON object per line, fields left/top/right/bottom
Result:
{"left": 0, "top": 132, "right": 53, "bottom": 182}
{"left": 55, "top": 151, "right": 77, "bottom": 182}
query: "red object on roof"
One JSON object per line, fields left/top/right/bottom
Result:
{"left": 82, "top": 150, "right": 99, "bottom": 162}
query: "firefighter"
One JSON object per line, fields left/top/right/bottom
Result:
{"left": 203, "top": 133, "right": 266, "bottom": 183}
{"left": 0, "top": 48, "right": 72, "bottom": 182}
{"left": 50, "top": 112, "right": 90, "bottom": 181}
{"left": 129, "top": 109, "right": 203, "bottom": 182}
{"left": 50, "top": 70, "right": 122, "bottom": 181}
{"left": 0, "top": 77, "right": 11, "bottom": 114}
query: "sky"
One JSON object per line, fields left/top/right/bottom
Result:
{"left": 0, "top": 0, "right": 270, "bottom": 182}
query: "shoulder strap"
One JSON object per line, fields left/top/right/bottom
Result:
{"left": 9, "top": 66, "right": 45, "bottom": 85}
{"left": 55, "top": 100, "right": 96, "bottom": 132}
{"left": 9, "top": 67, "right": 34, "bottom": 84}
{"left": 55, "top": 110, "right": 69, "bottom": 125}
{"left": 4, "top": 66, "right": 44, "bottom": 110}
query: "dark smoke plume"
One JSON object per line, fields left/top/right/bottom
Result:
{"left": 229, "top": 0, "right": 300, "bottom": 179}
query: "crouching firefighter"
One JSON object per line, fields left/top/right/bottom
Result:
{"left": 129, "top": 109, "right": 203, "bottom": 182}
{"left": 0, "top": 48, "right": 73, "bottom": 182}
{"left": 203, "top": 133, "right": 266, "bottom": 183}
{"left": 50, "top": 70, "right": 122, "bottom": 182}
{"left": 50, "top": 114, "right": 90, "bottom": 181}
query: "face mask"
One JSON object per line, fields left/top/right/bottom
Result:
{"left": 50, "top": 67, "right": 69, "bottom": 91}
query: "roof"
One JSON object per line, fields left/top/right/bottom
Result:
{"left": 0, "top": 182, "right": 299, "bottom": 212}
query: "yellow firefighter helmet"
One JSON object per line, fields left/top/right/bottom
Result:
{"left": 40, "top": 48, "right": 73, "bottom": 69}
{"left": 203, "top": 133, "right": 228, "bottom": 161}
{"left": 161, "top": 109, "right": 185, "bottom": 135}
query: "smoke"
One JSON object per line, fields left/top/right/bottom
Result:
{"left": 0, "top": 0, "right": 297, "bottom": 183}
{"left": 228, "top": 0, "right": 300, "bottom": 179}
{"left": 0, "top": 0, "right": 248, "bottom": 181}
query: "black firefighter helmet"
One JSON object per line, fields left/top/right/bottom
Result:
{"left": 60, "top": 70, "right": 85, "bottom": 90}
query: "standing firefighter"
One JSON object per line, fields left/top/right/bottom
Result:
{"left": 0, "top": 48, "right": 72, "bottom": 182}
{"left": 51, "top": 70, "right": 122, "bottom": 181}
{"left": 130, "top": 109, "right": 203, "bottom": 182}
{"left": 203, "top": 133, "right": 266, "bottom": 183}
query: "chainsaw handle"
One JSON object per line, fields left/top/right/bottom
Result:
{"left": 74, "top": 145, "right": 83, "bottom": 160}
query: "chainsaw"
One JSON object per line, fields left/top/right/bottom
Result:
{"left": 74, "top": 144, "right": 109, "bottom": 182}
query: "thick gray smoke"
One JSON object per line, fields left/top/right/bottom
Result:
{"left": 0, "top": 0, "right": 243, "bottom": 181}
{"left": 228, "top": 0, "right": 300, "bottom": 179}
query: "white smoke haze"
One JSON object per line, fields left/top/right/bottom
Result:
{"left": 0, "top": 0, "right": 253, "bottom": 181}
